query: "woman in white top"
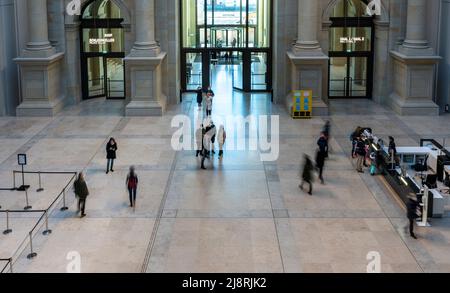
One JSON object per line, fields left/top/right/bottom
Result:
{"left": 217, "top": 125, "right": 226, "bottom": 158}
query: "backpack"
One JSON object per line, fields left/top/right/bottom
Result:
{"left": 128, "top": 175, "right": 138, "bottom": 189}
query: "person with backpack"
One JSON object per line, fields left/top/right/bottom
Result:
{"left": 74, "top": 172, "right": 89, "bottom": 218}
{"left": 106, "top": 138, "right": 118, "bottom": 174}
{"left": 126, "top": 166, "right": 138, "bottom": 208}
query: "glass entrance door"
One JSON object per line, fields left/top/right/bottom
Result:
{"left": 87, "top": 57, "right": 105, "bottom": 98}
{"left": 106, "top": 58, "right": 125, "bottom": 99}
{"left": 329, "top": 56, "right": 369, "bottom": 98}
{"left": 85, "top": 56, "right": 125, "bottom": 99}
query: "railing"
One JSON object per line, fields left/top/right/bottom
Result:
{"left": 0, "top": 171, "right": 77, "bottom": 273}
{"left": 0, "top": 258, "right": 13, "bottom": 273}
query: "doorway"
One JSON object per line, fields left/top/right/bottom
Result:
{"left": 180, "top": 0, "right": 272, "bottom": 94}
{"left": 328, "top": 0, "right": 374, "bottom": 99}
{"left": 80, "top": 0, "right": 126, "bottom": 100}
{"left": 85, "top": 57, "right": 125, "bottom": 99}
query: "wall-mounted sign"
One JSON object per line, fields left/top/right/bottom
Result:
{"left": 89, "top": 33, "right": 115, "bottom": 45}
{"left": 340, "top": 37, "right": 366, "bottom": 44}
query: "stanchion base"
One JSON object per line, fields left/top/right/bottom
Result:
{"left": 3, "top": 229, "right": 12, "bottom": 235}
{"left": 24, "top": 206, "right": 32, "bottom": 210}
{"left": 36, "top": 188, "right": 44, "bottom": 192}
{"left": 27, "top": 252, "right": 37, "bottom": 259}
{"left": 17, "top": 185, "right": 30, "bottom": 191}
{"left": 42, "top": 230, "right": 52, "bottom": 235}
{"left": 60, "top": 207, "right": 69, "bottom": 211}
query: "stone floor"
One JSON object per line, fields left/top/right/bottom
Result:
{"left": 1, "top": 88, "right": 450, "bottom": 272}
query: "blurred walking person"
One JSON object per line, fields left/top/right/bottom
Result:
{"left": 126, "top": 166, "right": 139, "bottom": 208}
{"left": 74, "top": 172, "right": 89, "bottom": 218}
{"left": 316, "top": 132, "right": 328, "bottom": 184}
{"left": 106, "top": 138, "right": 118, "bottom": 174}
{"left": 407, "top": 195, "right": 419, "bottom": 239}
{"left": 196, "top": 86, "right": 203, "bottom": 109}
{"left": 196, "top": 124, "right": 204, "bottom": 157}
{"left": 299, "top": 155, "right": 314, "bottom": 195}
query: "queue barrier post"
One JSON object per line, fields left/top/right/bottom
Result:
{"left": 13, "top": 172, "right": 16, "bottom": 190}
{"left": 9, "top": 258, "right": 13, "bottom": 273}
{"left": 3, "top": 210, "right": 12, "bottom": 235}
{"left": 26, "top": 231, "right": 37, "bottom": 259}
{"left": 36, "top": 171, "right": 44, "bottom": 193}
{"left": 42, "top": 211, "right": 52, "bottom": 235}
{"left": 24, "top": 189, "right": 32, "bottom": 210}
{"left": 60, "top": 189, "right": 68, "bottom": 211}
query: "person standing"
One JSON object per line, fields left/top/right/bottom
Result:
{"left": 355, "top": 137, "right": 366, "bottom": 173}
{"left": 74, "top": 172, "right": 89, "bottom": 218}
{"left": 210, "top": 121, "right": 217, "bottom": 155}
{"left": 206, "top": 95, "right": 213, "bottom": 117}
{"left": 299, "top": 155, "right": 314, "bottom": 195}
{"left": 407, "top": 196, "right": 419, "bottom": 239}
{"left": 126, "top": 166, "right": 138, "bottom": 208}
{"left": 106, "top": 138, "right": 118, "bottom": 174}
{"left": 388, "top": 136, "right": 397, "bottom": 169}
{"left": 196, "top": 124, "right": 204, "bottom": 157}
{"left": 217, "top": 125, "right": 226, "bottom": 158}
{"left": 196, "top": 86, "right": 203, "bottom": 109}
{"left": 316, "top": 132, "right": 328, "bottom": 184}
{"left": 350, "top": 126, "right": 362, "bottom": 158}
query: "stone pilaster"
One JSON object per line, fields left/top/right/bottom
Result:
{"left": 287, "top": 0, "right": 328, "bottom": 116}
{"left": 14, "top": 0, "right": 65, "bottom": 116}
{"left": 388, "top": 0, "right": 441, "bottom": 116}
{"left": 125, "top": 0, "right": 166, "bottom": 116}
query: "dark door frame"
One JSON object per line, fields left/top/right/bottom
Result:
{"left": 79, "top": 16, "right": 126, "bottom": 100}
{"left": 179, "top": 0, "right": 273, "bottom": 96}
{"left": 328, "top": 17, "right": 375, "bottom": 99}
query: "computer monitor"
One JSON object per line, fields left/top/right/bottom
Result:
{"left": 425, "top": 174, "right": 438, "bottom": 189}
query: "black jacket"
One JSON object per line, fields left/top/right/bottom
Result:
{"left": 407, "top": 199, "right": 419, "bottom": 220}
{"left": 106, "top": 142, "right": 117, "bottom": 159}
{"left": 196, "top": 89, "right": 203, "bottom": 104}
{"left": 74, "top": 179, "right": 89, "bottom": 199}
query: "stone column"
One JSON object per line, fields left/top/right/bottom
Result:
{"left": 400, "top": 0, "right": 433, "bottom": 55}
{"left": 293, "top": 0, "right": 321, "bottom": 54}
{"left": 287, "top": 0, "right": 328, "bottom": 116}
{"left": 388, "top": 0, "right": 441, "bottom": 115}
{"left": 15, "top": 0, "right": 65, "bottom": 116}
{"left": 125, "top": 0, "right": 166, "bottom": 116}
{"left": 24, "top": 0, "right": 55, "bottom": 56}
{"left": 130, "top": 0, "right": 161, "bottom": 56}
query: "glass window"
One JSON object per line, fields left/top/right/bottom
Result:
{"left": 82, "top": 0, "right": 122, "bottom": 19}
{"left": 331, "top": 0, "right": 371, "bottom": 18}
{"left": 83, "top": 28, "right": 124, "bottom": 53}
{"left": 182, "top": 0, "right": 270, "bottom": 49}
{"left": 330, "top": 26, "right": 371, "bottom": 52}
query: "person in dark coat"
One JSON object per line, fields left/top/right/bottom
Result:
{"left": 126, "top": 166, "right": 138, "bottom": 208}
{"left": 407, "top": 196, "right": 419, "bottom": 239}
{"left": 316, "top": 133, "right": 328, "bottom": 184}
{"left": 196, "top": 86, "right": 203, "bottom": 108}
{"left": 74, "top": 172, "right": 89, "bottom": 218}
{"left": 299, "top": 154, "right": 314, "bottom": 195}
{"left": 106, "top": 138, "right": 117, "bottom": 174}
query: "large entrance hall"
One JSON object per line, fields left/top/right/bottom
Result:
{"left": 1, "top": 0, "right": 450, "bottom": 283}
